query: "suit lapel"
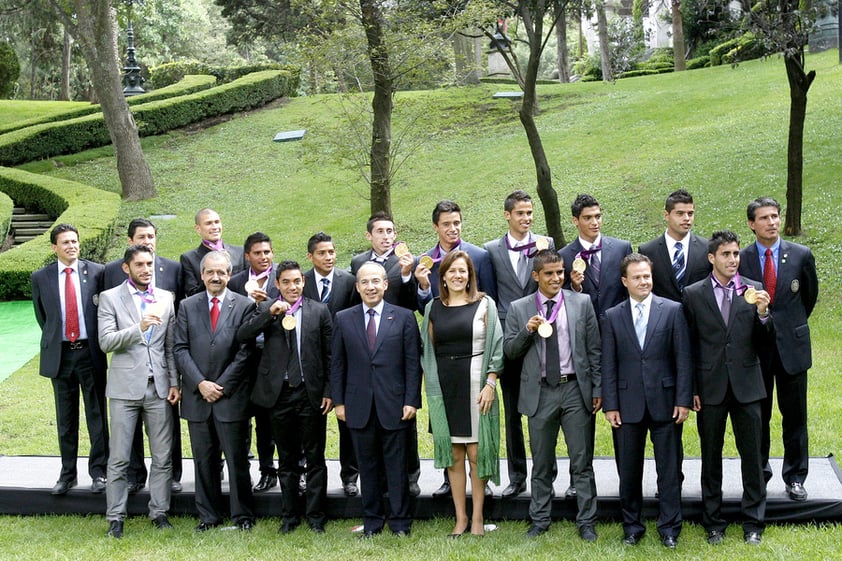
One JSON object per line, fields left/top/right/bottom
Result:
{"left": 741, "top": 244, "right": 762, "bottom": 283}
{"left": 618, "top": 300, "right": 639, "bottom": 350}
{"left": 119, "top": 282, "right": 143, "bottom": 325}
{"left": 372, "top": 304, "right": 396, "bottom": 355}
{"left": 700, "top": 279, "right": 728, "bottom": 330}
{"left": 563, "top": 294, "right": 577, "bottom": 353}
{"left": 659, "top": 236, "right": 681, "bottom": 294}
{"left": 776, "top": 240, "right": 791, "bottom": 292}
{"left": 198, "top": 294, "right": 212, "bottom": 334}
{"left": 643, "top": 298, "right": 666, "bottom": 352}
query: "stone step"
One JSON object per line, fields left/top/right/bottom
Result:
{"left": 10, "top": 220, "right": 53, "bottom": 228}
{"left": 13, "top": 227, "right": 49, "bottom": 236}
{"left": 13, "top": 235, "right": 38, "bottom": 244}
{"left": 12, "top": 213, "right": 51, "bottom": 222}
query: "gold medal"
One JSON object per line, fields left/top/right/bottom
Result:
{"left": 244, "top": 280, "right": 260, "bottom": 295}
{"left": 534, "top": 237, "right": 549, "bottom": 251}
{"left": 537, "top": 321, "right": 553, "bottom": 338}
{"left": 394, "top": 242, "right": 409, "bottom": 257}
{"left": 419, "top": 255, "right": 434, "bottom": 269}
{"left": 282, "top": 315, "right": 296, "bottom": 330}
{"left": 572, "top": 257, "right": 587, "bottom": 273}
{"left": 743, "top": 286, "right": 757, "bottom": 304}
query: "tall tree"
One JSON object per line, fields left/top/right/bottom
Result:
{"left": 594, "top": 0, "right": 613, "bottom": 81}
{"left": 50, "top": 1, "right": 156, "bottom": 200}
{"left": 671, "top": 0, "right": 686, "bottom": 70}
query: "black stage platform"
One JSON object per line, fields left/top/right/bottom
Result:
{"left": 1, "top": 455, "right": 840, "bottom": 522}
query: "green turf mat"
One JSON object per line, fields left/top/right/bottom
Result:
{"left": 0, "top": 301, "right": 40, "bottom": 383}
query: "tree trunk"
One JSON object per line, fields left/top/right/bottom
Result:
{"left": 360, "top": 0, "right": 392, "bottom": 216}
{"left": 671, "top": 0, "right": 686, "bottom": 71}
{"left": 555, "top": 10, "right": 570, "bottom": 83}
{"left": 61, "top": 26, "right": 72, "bottom": 100}
{"left": 595, "top": 1, "right": 613, "bottom": 81}
{"left": 453, "top": 31, "right": 480, "bottom": 84}
{"left": 783, "top": 51, "right": 815, "bottom": 236}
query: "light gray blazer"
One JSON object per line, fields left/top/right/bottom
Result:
{"left": 98, "top": 282, "right": 177, "bottom": 400}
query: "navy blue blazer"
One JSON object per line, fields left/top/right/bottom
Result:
{"left": 601, "top": 295, "right": 693, "bottom": 423}
{"left": 416, "top": 240, "right": 497, "bottom": 312}
{"left": 559, "top": 235, "right": 632, "bottom": 317}
{"left": 330, "top": 303, "right": 422, "bottom": 431}
{"left": 638, "top": 232, "right": 711, "bottom": 302}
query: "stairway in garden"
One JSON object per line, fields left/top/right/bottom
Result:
{"left": 10, "top": 206, "right": 53, "bottom": 245}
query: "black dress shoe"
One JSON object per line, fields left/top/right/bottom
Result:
{"left": 107, "top": 520, "right": 123, "bottom": 538}
{"left": 309, "top": 522, "right": 326, "bottom": 534}
{"left": 788, "top": 482, "right": 808, "bottom": 501}
{"left": 279, "top": 519, "right": 300, "bottom": 534}
{"left": 409, "top": 482, "right": 421, "bottom": 497}
{"left": 565, "top": 485, "right": 577, "bottom": 499}
{"left": 152, "top": 515, "right": 173, "bottom": 529}
{"left": 526, "top": 524, "right": 547, "bottom": 538}
{"left": 578, "top": 525, "right": 597, "bottom": 542}
{"left": 51, "top": 479, "right": 77, "bottom": 496}
{"left": 744, "top": 531, "right": 762, "bottom": 545}
{"left": 253, "top": 473, "right": 278, "bottom": 493}
{"left": 622, "top": 532, "right": 644, "bottom": 545}
{"left": 432, "top": 481, "right": 451, "bottom": 498}
{"left": 127, "top": 481, "right": 145, "bottom": 495}
{"left": 238, "top": 519, "right": 255, "bottom": 532}
{"left": 343, "top": 481, "right": 359, "bottom": 497}
{"left": 501, "top": 480, "right": 526, "bottom": 498}
{"left": 661, "top": 535, "right": 678, "bottom": 549}
{"left": 195, "top": 521, "right": 221, "bottom": 532}
{"left": 170, "top": 481, "right": 182, "bottom": 493}
{"left": 359, "top": 530, "right": 381, "bottom": 539}
{"left": 393, "top": 529, "right": 410, "bottom": 537}
{"left": 91, "top": 476, "right": 107, "bottom": 494}
{"left": 299, "top": 473, "right": 307, "bottom": 495}
{"left": 706, "top": 529, "right": 725, "bottom": 545}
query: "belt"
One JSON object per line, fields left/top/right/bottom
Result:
{"left": 62, "top": 340, "right": 88, "bottom": 350}
{"left": 541, "top": 373, "right": 577, "bottom": 385}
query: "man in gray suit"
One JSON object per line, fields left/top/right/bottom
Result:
{"left": 504, "top": 250, "right": 602, "bottom": 541}
{"left": 98, "top": 245, "right": 180, "bottom": 538}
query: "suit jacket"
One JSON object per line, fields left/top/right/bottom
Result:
{"left": 682, "top": 277, "right": 770, "bottom": 406}
{"left": 238, "top": 297, "right": 332, "bottom": 411}
{"left": 484, "top": 234, "right": 555, "bottom": 323}
{"left": 639, "top": 232, "right": 711, "bottom": 302}
{"left": 102, "top": 255, "right": 183, "bottom": 307}
{"left": 302, "top": 268, "right": 358, "bottom": 318}
{"left": 350, "top": 251, "right": 417, "bottom": 311}
{"left": 31, "top": 259, "right": 106, "bottom": 378}
{"left": 97, "top": 282, "right": 177, "bottom": 400}
{"left": 739, "top": 240, "right": 818, "bottom": 375}
{"left": 559, "top": 236, "right": 632, "bottom": 317}
{"left": 179, "top": 242, "right": 245, "bottom": 297}
{"left": 417, "top": 240, "right": 497, "bottom": 312}
{"left": 330, "top": 303, "right": 422, "bottom": 431}
{"left": 601, "top": 295, "right": 693, "bottom": 423}
{"left": 503, "top": 289, "right": 602, "bottom": 417}
{"left": 174, "top": 290, "right": 252, "bottom": 422}
{"left": 228, "top": 266, "right": 280, "bottom": 302}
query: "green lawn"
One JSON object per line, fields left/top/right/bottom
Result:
{"left": 2, "top": 49, "right": 840, "bottom": 559}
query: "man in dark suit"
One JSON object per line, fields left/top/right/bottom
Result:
{"left": 31, "top": 223, "right": 109, "bottom": 495}
{"left": 174, "top": 250, "right": 256, "bottom": 532}
{"left": 179, "top": 208, "right": 245, "bottom": 297}
{"left": 98, "top": 245, "right": 180, "bottom": 538}
{"left": 414, "top": 199, "right": 495, "bottom": 497}
{"left": 503, "top": 250, "right": 602, "bottom": 542}
{"left": 683, "top": 230, "right": 771, "bottom": 545}
{"left": 302, "top": 231, "right": 361, "bottom": 497}
{"left": 638, "top": 189, "right": 711, "bottom": 302}
{"left": 602, "top": 254, "right": 692, "bottom": 549}
{"left": 738, "top": 197, "right": 818, "bottom": 501}
{"left": 238, "top": 261, "right": 333, "bottom": 534}
{"left": 331, "top": 262, "right": 422, "bottom": 537}
{"left": 228, "top": 232, "right": 279, "bottom": 494}
{"left": 101, "top": 218, "right": 184, "bottom": 495}
{"left": 484, "top": 190, "right": 555, "bottom": 499}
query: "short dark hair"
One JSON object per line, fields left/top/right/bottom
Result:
{"left": 307, "top": 231, "right": 333, "bottom": 254}
{"left": 127, "top": 218, "right": 156, "bottom": 238}
{"left": 123, "top": 244, "right": 154, "bottom": 265}
{"left": 571, "top": 194, "right": 600, "bottom": 218}
{"left": 432, "top": 200, "right": 461, "bottom": 225}
{"left": 532, "top": 249, "right": 563, "bottom": 273}
{"left": 275, "top": 260, "right": 301, "bottom": 280}
{"left": 50, "top": 223, "right": 78, "bottom": 244}
{"left": 708, "top": 230, "right": 740, "bottom": 255}
{"left": 620, "top": 253, "right": 653, "bottom": 277}
{"left": 244, "top": 231, "right": 272, "bottom": 254}
{"left": 664, "top": 189, "right": 694, "bottom": 212}
{"left": 366, "top": 211, "right": 394, "bottom": 233}
{"left": 746, "top": 197, "right": 781, "bottom": 221}
{"left": 504, "top": 190, "right": 532, "bottom": 212}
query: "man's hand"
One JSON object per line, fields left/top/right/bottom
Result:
{"left": 269, "top": 299, "right": 290, "bottom": 316}
{"left": 320, "top": 397, "right": 333, "bottom": 415}
{"left": 569, "top": 269, "right": 584, "bottom": 292}
{"left": 398, "top": 253, "right": 414, "bottom": 276}
{"left": 526, "top": 315, "right": 543, "bottom": 334}
{"left": 250, "top": 287, "right": 269, "bottom": 304}
{"left": 754, "top": 289, "right": 771, "bottom": 316}
{"left": 198, "top": 380, "right": 224, "bottom": 403}
{"left": 167, "top": 386, "right": 181, "bottom": 405}
{"left": 592, "top": 397, "right": 603, "bottom": 414}
{"left": 140, "top": 313, "right": 162, "bottom": 332}
{"left": 605, "top": 410, "right": 622, "bottom": 428}
{"left": 334, "top": 404, "right": 346, "bottom": 422}
{"left": 693, "top": 395, "right": 701, "bottom": 412}
{"left": 673, "top": 405, "right": 690, "bottom": 425}
{"left": 414, "top": 263, "right": 431, "bottom": 290}
{"left": 401, "top": 405, "right": 417, "bottom": 421}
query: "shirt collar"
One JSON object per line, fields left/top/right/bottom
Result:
{"left": 206, "top": 288, "right": 228, "bottom": 303}
{"left": 578, "top": 234, "right": 602, "bottom": 250}
{"left": 363, "top": 299, "right": 385, "bottom": 316}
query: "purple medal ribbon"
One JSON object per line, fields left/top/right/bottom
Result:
{"left": 576, "top": 242, "right": 602, "bottom": 262}
{"left": 283, "top": 295, "right": 304, "bottom": 318}
{"left": 505, "top": 234, "right": 539, "bottom": 258}
{"left": 202, "top": 239, "right": 225, "bottom": 251}
{"left": 430, "top": 240, "right": 462, "bottom": 264}
{"left": 249, "top": 266, "right": 272, "bottom": 283}
{"left": 535, "top": 291, "right": 564, "bottom": 325}
{"left": 127, "top": 278, "right": 156, "bottom": 304}
{"left": 711, "top": 272, "right": 749, "bottom": 295}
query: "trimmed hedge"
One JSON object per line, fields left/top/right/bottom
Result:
{"left": 0, "top": 70, "right": 297, "bottom": 167}
{"left": 0, "top": 167, "right": 120, "bottom": 300}
{"left": 149, "top": 60, "right": 301, "bottom": 89}
{"left": 0, "top": 74, "right": 218, "bottom": 136}
{"left": 686, "top": 56, "right": 711, "bottom": 70}
{"left": 709, "top": 33, "right": 766, "bottom": 66}
{"left": 0, "top": 190, "right": 11, "bottom": 242}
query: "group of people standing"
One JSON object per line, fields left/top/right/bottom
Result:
{"left": 29, "top": 189, "right": 817, "bottom": 547}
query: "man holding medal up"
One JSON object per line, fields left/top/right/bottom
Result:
{"left": 504, "top": 250, "right": 602, "bottom": 541}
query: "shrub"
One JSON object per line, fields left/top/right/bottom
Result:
{"left": 149, "top": 60, "right": 300, "bottom": 89}
{"left": 0, "top": 190, "right": 12, "bottom": 242}
{"left": 0, "top": 41, "right": 21, "bottom": 99}
{"left": 619, "top": 69, "right": 665, "bottom": 79}
{"left": 0, "top": 167, "right": 120, "bottom": 300}
{"left": 709, "top": 33, "right": 766, "bottom": 66}
{"left": 686, "top": 56, "right": 711, "bottom": 70}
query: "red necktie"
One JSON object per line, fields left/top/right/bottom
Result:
{"left": 64, "top": 267, "right": 80, "bottom": 342}
{"left": 764, "top": 249, "right": 776, "bottom": 304}
{"left": 210, "top": 297, "right": 220, "bottom": 331}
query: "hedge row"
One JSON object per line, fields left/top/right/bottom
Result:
{"left": 0, "top": 190, "right": 12, "bottom": 242}
{"left": 709, "top": 32, "right": 765, "bottom": 66}
{"left": 0, "top": 74, "right": 218, "bottom": 136}
{"left": 0, "top": 167, "right": 120, "bottom": 300}
{"left": 0, "top": 70, "right": 298, "bottom": 166}
{"left": 149, "top": 60, "right": 300, "bottom": 89}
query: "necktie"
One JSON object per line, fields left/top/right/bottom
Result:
{"left": 64, "top": 267, "right": 80, "bottom": 342}
{"left": 210, "top": 297, "right": 220, "bottom": 331}
{"left": 718, "top": 284, "right": 731, "bottom": 326}
{"left": 634, "top": 302, "right": 646, "bottom": 349}
{"left": 516, "top": 249, "right": 529, "bottom": 288}
{"left": 320, "top": 278, "right": 331, "bottom": 303}
{"left": 673, "top": 241, "right": 686, "bottom": 289}
{"left": 544, "top": 300, "right": 561, "bottom": 386}
{"left": 764, "top": 248, "right": 776, "bottom": 304}
{"left": 590, "top": 250, "right": 601, "bottom": 286}
{"left": 138, "top": 291, "right": 152, "bottom": 342}
{"left": 366, "top": 308, "right": 377, "bottom": 351}
{"left": 286, "top": 327, "right": 302, "bottom": 387}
